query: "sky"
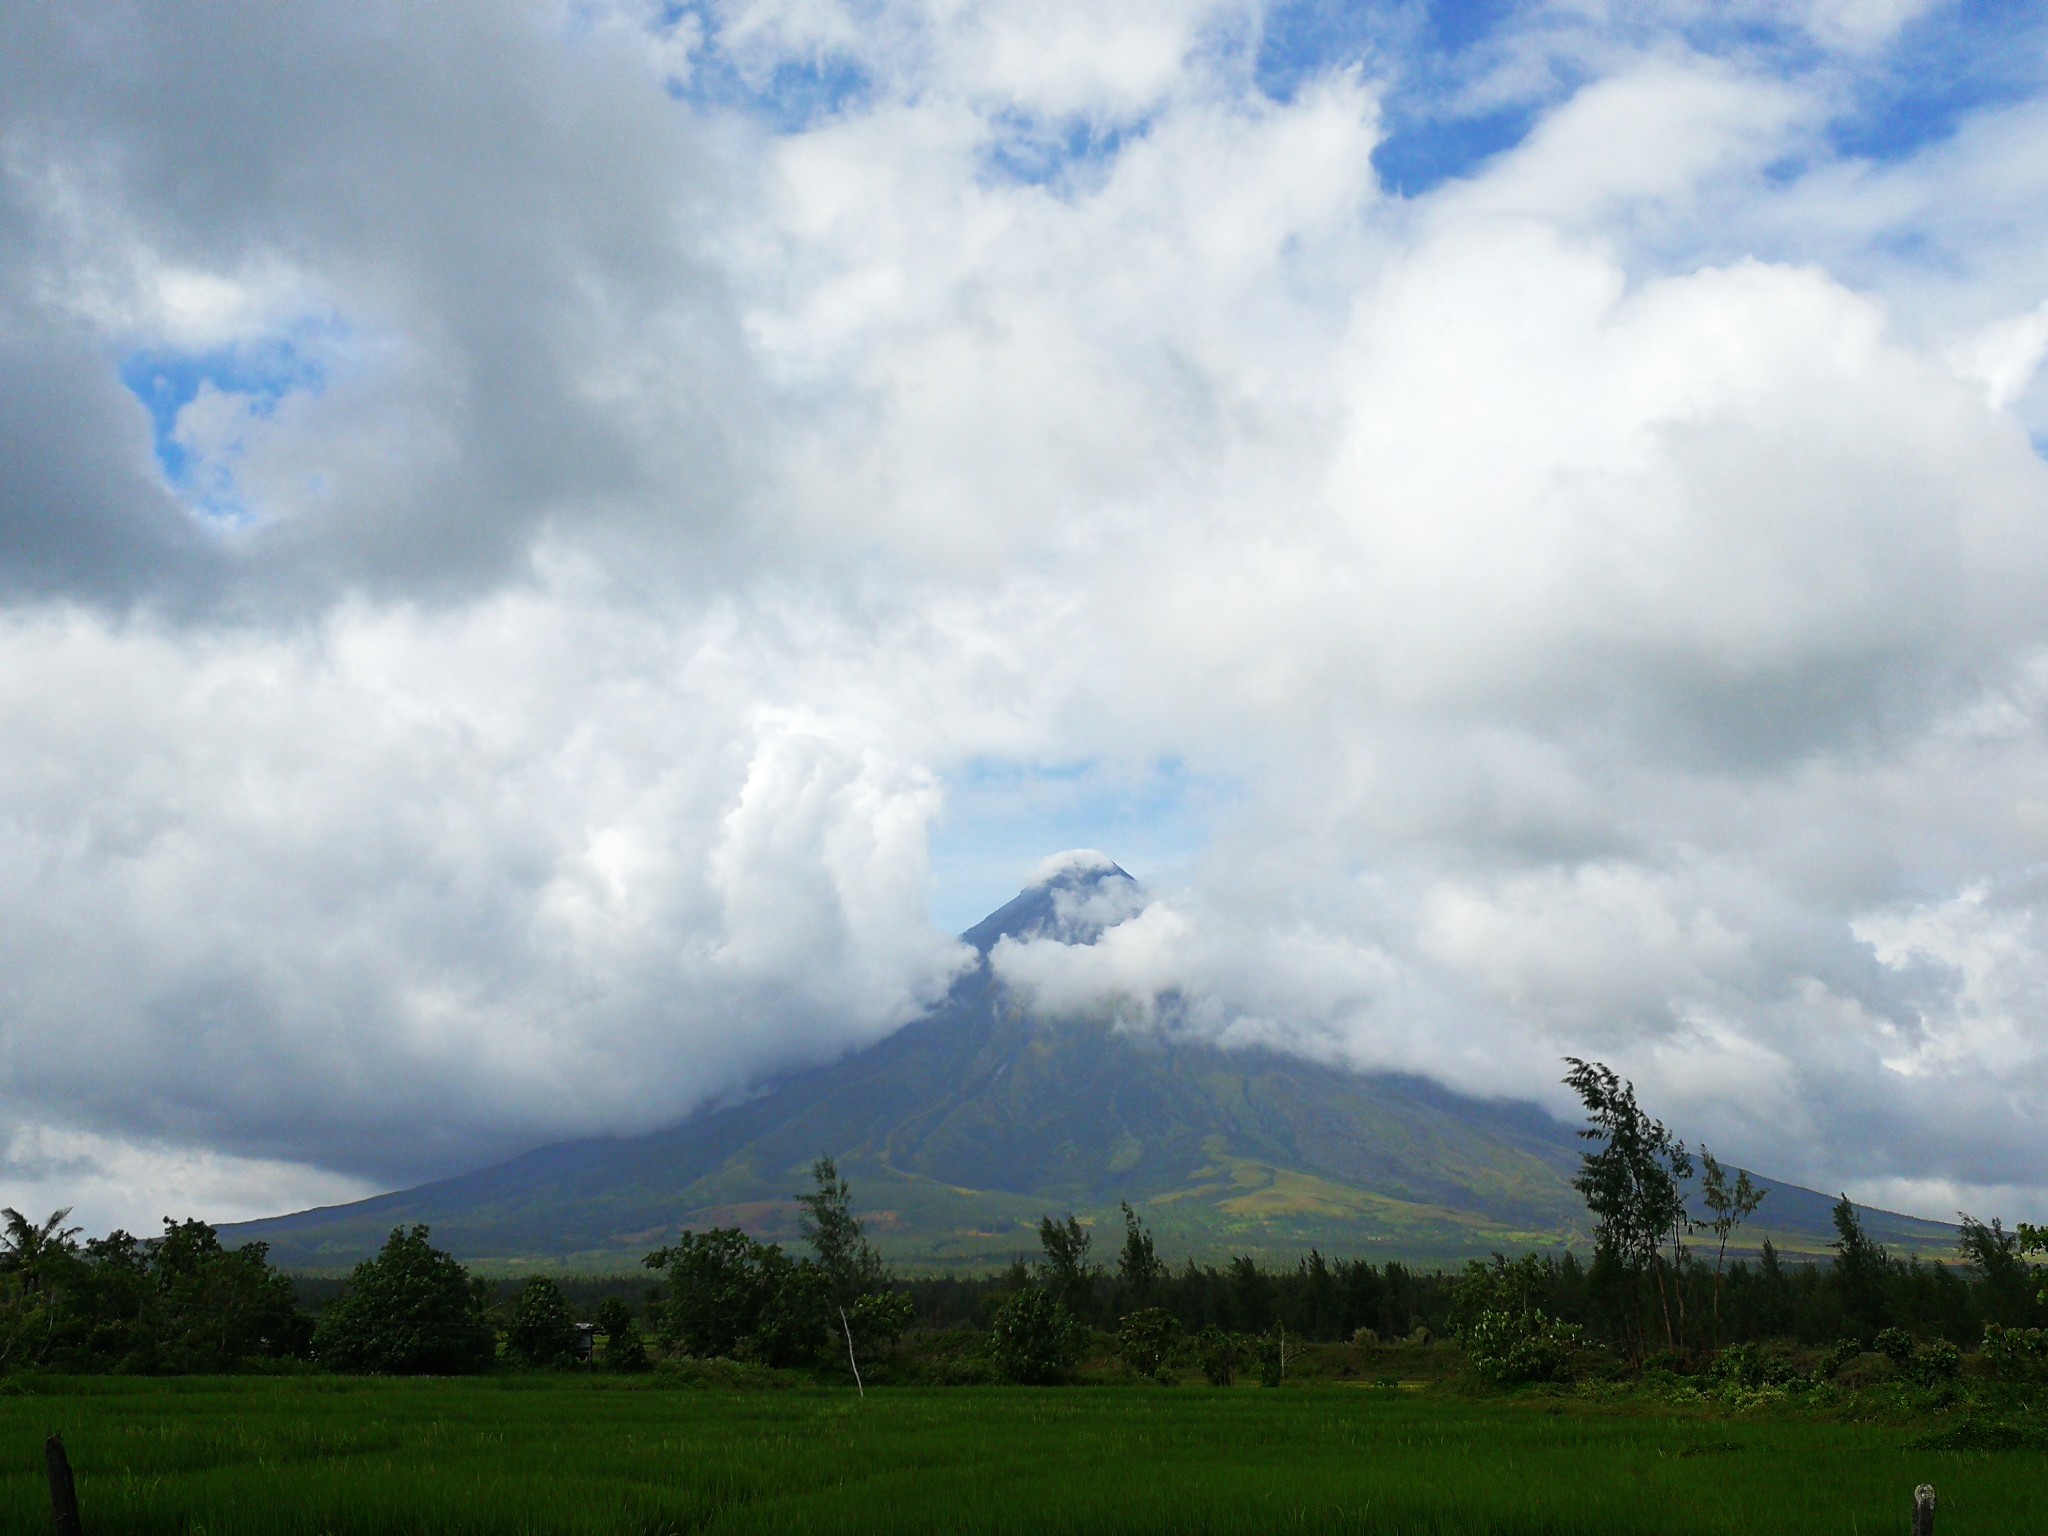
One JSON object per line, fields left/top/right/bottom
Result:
{"left": 5, "top": 0, "right": 2048, "bottom": 1236}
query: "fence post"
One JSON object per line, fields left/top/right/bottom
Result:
{"left": 45, "top": 1432, "right": 81, "bottom": 1536}
{"left": 1912, "top": 1483, "right": 1935, "bottom": 1536}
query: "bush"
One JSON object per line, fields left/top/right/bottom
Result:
{"left": 1873, "top": 1327, "right": 1915, "bottom": 1366}
{"left": 989, "top": 1288, "right": 1080, "bottom": 1385}
{"left": 1116, "top": 1307, "right": 1178, "bottom": 1382}
{"left": 506, "top": 1277, "right": 580, "bottom": 1368}
{"left": 1981, "top": 1323, "right": 2048, "bottom": 1380}
{"left": 594, "top": 1298, "right": 647, "bottom": 1371}
{"left": 1906, "top": 1339, "right": 1962, "bottom": 1386}
{"left": 1452, "top": 1255, "right": 1580, "bottom": 1386}
{"left": 1196, "top": 1325, "right": 1237, "bottom": 1387}
{"left": 310, "top": 1226, "right": 495, "bottom": 1375}
{"left": 1708, "top": 1342, "right": 1799, "bottom": 1391}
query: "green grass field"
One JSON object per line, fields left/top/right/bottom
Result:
{"left": 4, "top": 1376, "right": 2043, "bottom": 1535}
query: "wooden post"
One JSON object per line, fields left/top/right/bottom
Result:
{"left": 45, "top": 1432, "right": 81, "bottom": 1536}
{"left": 1912, "top": 1483, "right": 1935, "bottom": 1536}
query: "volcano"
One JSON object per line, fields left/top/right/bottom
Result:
{"left": 224, "top": 856, "right": 1955, "bottom": 1270}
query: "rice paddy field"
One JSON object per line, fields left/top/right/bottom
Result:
{"left": 3, "top": 1376, "right": 2044, "bottom": 1535}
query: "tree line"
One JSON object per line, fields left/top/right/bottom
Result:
{"left": 3, "top": 1063, "right": 2043, "bottom": 1379}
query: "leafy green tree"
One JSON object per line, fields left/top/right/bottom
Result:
{"left": 989, "top": 1286, "right": 1080, "bottom": 1384}
{"left": 1453, "top": 1253, "right": 1582, "bottom": 1385}
{"left": 1037, "top": 1214, "right": 1096, "bottom": 1318}
{"left": 2019, "top": 1222, "right": 2048, "bottom": 1306}
{"left": 1959, "top": 1215, "right": 2037, "bottom": 1325}
{"left": 506, "top": 1276, "right": 579, "bottom": 1367}
{"left": 311, "top": 1225, "right": 494, "bottom": 1375}
{"left": 644, "top": 1228, "right": 824, "bottom": 1367}
{"left": 593, "top": 1297, "right": 648, "bottom": 1370}
{"left": 1116, "top": 1202, "right": 1165, "bottom": 1303}
{"left": 848, "top": 1289, "right": 915, "bottom": 1352}
{"left": 1563, "top": 1058, "right": 1692, "bottom": 1356}
{"left": 1116, "top": 1306, "right": 1178, "bottom": 1381}
{"left": 0, "top": 1207, "right": 80, "bottom": 1367}
{"left": 145, "top": 1220, "right": 304, "bottom": 1370}
{"left": 796, "top": 1156, "right": 884, "bottom": 1307}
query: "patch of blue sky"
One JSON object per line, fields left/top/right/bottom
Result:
{"left": 675, "top": 47, "right": 875, "bottom": 132}
{"left": 1824, "top": 3, "right": 2048, "bottom": 164}
{"left": 975, "top": 109, "right": 1150, "bottom": 191}
{"left": 119, "top": 323, "right": 339, "bottom": 520}
{"left": 927, "top": 754, "right": 1237, "bottom": 936}
{"left": 1249, "top": 0, "right": 1554, "bottom": 197}
{"left": 631, "top": 0, "right": 878, "bottom": 131}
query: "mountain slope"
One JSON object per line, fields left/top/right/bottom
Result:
{"left": 224, "top": 858, "right": 1956, "bottom": 1270}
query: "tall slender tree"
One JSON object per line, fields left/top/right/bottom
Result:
{"left": 1563, "top": 1059, "right": 1692, "bottom": 1357}
{"left": 1698, "top": 1150, "right": 1765, "bottom": 1337}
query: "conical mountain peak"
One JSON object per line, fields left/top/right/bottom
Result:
{"left": 959, "top": 851, "right": 1141, "bottom": 954}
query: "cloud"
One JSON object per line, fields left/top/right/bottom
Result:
{"left": 5, "top": 0, "right": 2048, "bottom": 1228}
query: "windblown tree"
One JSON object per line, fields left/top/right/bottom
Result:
{"left": 1037, "top": 1213, "right": 1098, "bottom": 1320}
{"left": 1829, "top": 1195, "right": 1890, "bottom": 1336}
{"left": 1116, "top": 1202, "right": 1165, "bottom": 1306}
{"left": 1698, "top": 1151, "right": 1765, "bottom": 1337}
{"left": 1563, "top": 1058, "right": 1693, "bottom": 1359}
{"left": 796, "top": 1156, "right": 885, "bottom": 1307}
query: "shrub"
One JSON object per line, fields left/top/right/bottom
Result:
{"left": 989, "top": 1288, "right": 1080, "bottom": 1385}
{"left": 1116, "top": 1307, "right": 1178, "bottom": 1382}
{"left": 1196, "top": 1325, "right": 1237, "bottom": 1386}
{"left": 1981, "top": 1323, "right": 2048, "bottom": 1380}
{"left": 1709, "top": 1342, "right": 1799, "bottom": 1391}
{"left": 1873, "top": 1327, "right": 1915, "bottom": 1366}
{"left": 594, "top": 1298, "right": 647, "bottom": 1371}
{"left": 1907, "top": 1339, "right": 1962, "bottom": 1386}
{"left": 1452, "top": 1255, "right": 1580, "bottom": 1386}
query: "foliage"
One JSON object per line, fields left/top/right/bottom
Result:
{"left": 506, "top": 1276, "right": 580, "bottom": 1368}
{"left": 1196, "top": 1323, "right": 1237, "bottom": 1386}
{"left": 643, "top": 1228, "right": 825, "bottom": 1367}
{"left": 0, "top": 1209, "right": 303, "bottom": 1374}
{"left": 797, "top": 1156, "right": 884, "bottom": 1307}
{"left": 1563, "top": 1059, "right": 1693, "bottom": 1355}
{"left": 1961, "top": 1214, "right": 2039, "bottom": 1323}
{"left": 1707, "top": 1341, "right": 1800, "bottom": 1390}
{"left": 848, "top": 1289, "right": 916, "bottom": 1352}
{"left": 1453, "top": 1254, "right": 1582, "bottom": 1386}
{"left": 1697, "top": 1151, "right": 1764, "bottom": 1334}
{"left": 1116, "top": 1202, "right": 1166, "bottom": 1301}
{"left": 593, "top": 1297, "right": 647, "bottom": 1371}
{"left": 1829, "top": 1197, "right": 1889, "bottom": 1334}
{"left": 1116, "top": 1306, "right": 1178, "bottom": 1381}
{"left": 310, "top": 1225, "right": 494, "bottom": 1375}
{"left": 1036, "top": 1213, "right": 1097, "bottom": 1317}
{"left": 988, "top": 1287, "right": 1080, "bottom": 1384}
{"left": 1980, "top": 1323, "right": 2048, "bottom": 1379}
